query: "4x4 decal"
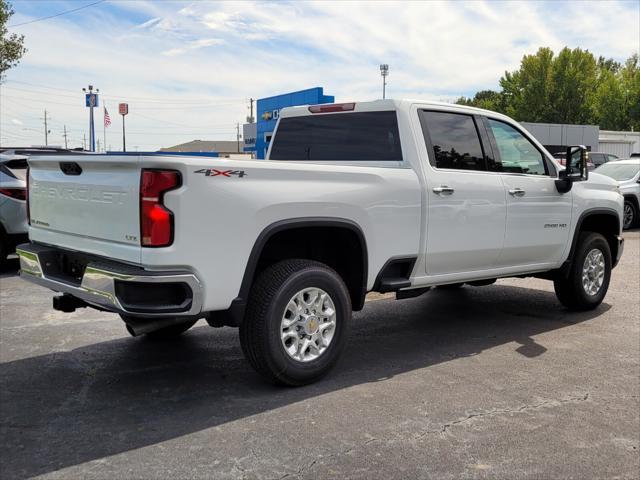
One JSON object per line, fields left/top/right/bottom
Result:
{"left": 194, "top": 169, "right": 247, "bottom": 178}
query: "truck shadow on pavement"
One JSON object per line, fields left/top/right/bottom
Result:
{"left": 0, "top": 284, "right": 610, "bottom": 479}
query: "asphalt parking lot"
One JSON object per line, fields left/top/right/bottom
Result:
{"left": 1, "top": 231, "right": 638, "bottom": 480}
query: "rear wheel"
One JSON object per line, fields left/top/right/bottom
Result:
{"left": 623, "top": 200, "right": 637, "bottom": 229}
{"left": 554, "top": 232, "right": 611, "bottom": 311}
{"left": 240, "top": 259, "right": 352, "bottom": 386}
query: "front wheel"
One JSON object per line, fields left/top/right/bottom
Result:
{"left": 240, "top": 259, "right": 352, "bottom": 386}
{"left": 554, "top": 232, "right": 611, "bottom": 311}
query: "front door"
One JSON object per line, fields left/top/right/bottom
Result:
{"left": 418, "top": 110, "right": 507, "bottom": 276}
{"left": 484, "top": 117, "right": 572, "bottom": 267}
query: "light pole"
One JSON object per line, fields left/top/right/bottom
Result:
{"left": 82, "top": 85, "right": 99, "bottom": 152}
{"left": 380, "top": 64, "right": 389, "bottom": 99}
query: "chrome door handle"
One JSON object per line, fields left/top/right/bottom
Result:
{"left": 509, "top": 188, "right": 526, "bottom": 197}
{"left": 433, "top": 185, "right": 455, "bottom": 195}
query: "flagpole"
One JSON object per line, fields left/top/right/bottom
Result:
{"left": 103, "top": 106, "right": 106, "bottom": 153}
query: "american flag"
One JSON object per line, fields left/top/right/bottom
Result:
{"left": 104, "top": 107, "right": 111, "bottom": 127}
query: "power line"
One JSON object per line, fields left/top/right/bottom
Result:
{"left": 4, "top": 80, "right": 245, "bottom": 103}
{"left": 8, "top": 0, "right": 107, "bottom": 28}
{"left": 1, "top": 93, "right": 245, "bottom": 110}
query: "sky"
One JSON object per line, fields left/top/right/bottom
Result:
{"left": 1, "top": 0, "right": 639, "bottom": 151}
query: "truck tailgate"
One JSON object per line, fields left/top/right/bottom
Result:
{"left": 28, "top": 154, "right": 142, "bottom": 263}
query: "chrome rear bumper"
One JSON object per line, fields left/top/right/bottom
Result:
{"left": 17, "top": 243, "right": 203, "bottom": 317}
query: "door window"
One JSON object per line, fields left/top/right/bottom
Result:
{"left": 419, "top": 111, "right": 486, "bottom": 171}
{"left": 487, "top": 119, "right": 547, "bottom": 175}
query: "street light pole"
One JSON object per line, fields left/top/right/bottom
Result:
{"left": 82, "top": 85, "right": 99, "bottom": 152}
{"left": 380, "top": 64, "right": 389, "bottom": 99}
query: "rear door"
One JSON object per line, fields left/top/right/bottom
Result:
{"left": 483, "top": 117, "right": 572, "bottom": 267}
{"left": 418, "top": 110, "right": 506, "bottom": 275}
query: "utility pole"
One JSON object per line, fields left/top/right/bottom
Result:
{"left": 42, "top": 109, "right": 50, "bottom": 146}
{"left": 62, "top": 125, "right": 68, "bottom": 149}
{"left": 236, "top": 122, "right": 241, "bottom": 153}
{"left": 249, "top": 98, "right": 255, "bottom": 123}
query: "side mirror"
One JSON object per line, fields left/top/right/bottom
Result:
{"left": 556, "top": 145, "right": 589, "bottom": 194}
{"left": 566, "top": 145, "right": 589, "bottom": 181}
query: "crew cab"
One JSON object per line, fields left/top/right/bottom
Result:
{"left": 17, "top": 100, "right": 625, "bottom": 385}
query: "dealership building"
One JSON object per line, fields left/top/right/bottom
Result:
{"left": 521, "top": 122, "right": 640, "bottom": 157}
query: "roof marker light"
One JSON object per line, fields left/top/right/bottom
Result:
{"left": 308, "top": 103, "right": 356, "bottom": 113}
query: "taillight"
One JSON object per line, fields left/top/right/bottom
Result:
{"left": 308, "top": 103, "right": 356, "bottom": 113}
{"left": 0, "top": 187, "right": 27, "bottom": 201}
{"left": 140, "top": 169, "right": 180, "bottom": 247}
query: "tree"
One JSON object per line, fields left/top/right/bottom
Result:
{"left": 619, "top": 53, "right": 640, "bottom": 131}
{"left": 593, "top": 68, "right": 625, "bottom": 130}
{"left": 501, "top": 47, "right": 555, "bottom": 122}
{"left": 458, "top": 47, "right": 638, "bottom": 130}
{"left": 547, "top": 47, "right": 598, "bottom": 124}
{"left": 0, "top": 0, "right": 26, "bottom": 80}
{"left": 456, "top": 90, "right": 506, "bottom": 113}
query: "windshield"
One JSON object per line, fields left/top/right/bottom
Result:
{"left": 595, "top": 162, "right": 640, "bottom": 181}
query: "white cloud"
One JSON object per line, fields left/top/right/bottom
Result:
{"left": 11, "top": 119, "right": 23, "bottom": 125}
{"left": 163, "top": 38, "right": 225, "bottom": 57}
{"left": 2, "top": 0, "right": 638, "bottom": 149}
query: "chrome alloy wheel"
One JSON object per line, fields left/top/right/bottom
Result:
{"left": 582, "top": 248, "right": 605, "bottom": 296}
{"left": 280, "top": 288, "right": 337, "bottom": 362}
{"left": 623, "top": 203, "right": 634, "bottom": 229}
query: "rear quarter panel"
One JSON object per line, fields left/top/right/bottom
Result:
{"left": 139, "top": 157, "right": 422, "bottom": 311}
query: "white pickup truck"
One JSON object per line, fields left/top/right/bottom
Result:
{"left": 17, "top": 100, "right": 625, "bottom": 385}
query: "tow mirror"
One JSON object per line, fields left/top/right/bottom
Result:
{"left": 556, "top": 145, "right": 589, "bottom": 194}
{"left": 566, "top": 145, "right": 589, "bottom": 181}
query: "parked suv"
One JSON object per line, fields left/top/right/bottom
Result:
{"left": 17, "top": 100, "right": 624, "bottom": 385}
{"left": 589, "top": 152, "right": 618, "bottom": 167}
{"left": 0, "top": 154, "right": 28, "bottom": 264}
{"left": 595, "top": 158, "right": 640, "bottom": 229}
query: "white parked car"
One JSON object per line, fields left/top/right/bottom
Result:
{"left": 595, "top": 158, "right": 640, "bottom": 229}
{"left": 17, "top": 100, "right": 625, "bottom": 385}
{"left": 0, "top": 154, "right": 28, "bottom": 264}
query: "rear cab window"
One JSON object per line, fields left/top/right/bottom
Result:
{"left": 269, "top": 111, "right": 403, "bottom": 162}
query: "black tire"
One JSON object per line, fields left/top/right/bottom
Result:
{"left": 554, "top": 232, "right": 611, "bottom": 311}
{"left": 0, "top": 227, "right": 8, "bottom": 266}
{"left": 0, "top": 237, "right": 7, "bottom": 266}
{"left": 437, "top": 283, "right": 464, "bottom": 289}
{"left": 623, "top": 200, "right": 637, "bottom": 230}
{"left": 240, "top": 259, "right": 352, "bottom": 386}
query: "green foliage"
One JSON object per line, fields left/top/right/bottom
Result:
{"left": 0, "top": 0, "right": 26, "bottom": 80}
{"left": 457, "top": 47, "right": 639, "bottom": 131}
